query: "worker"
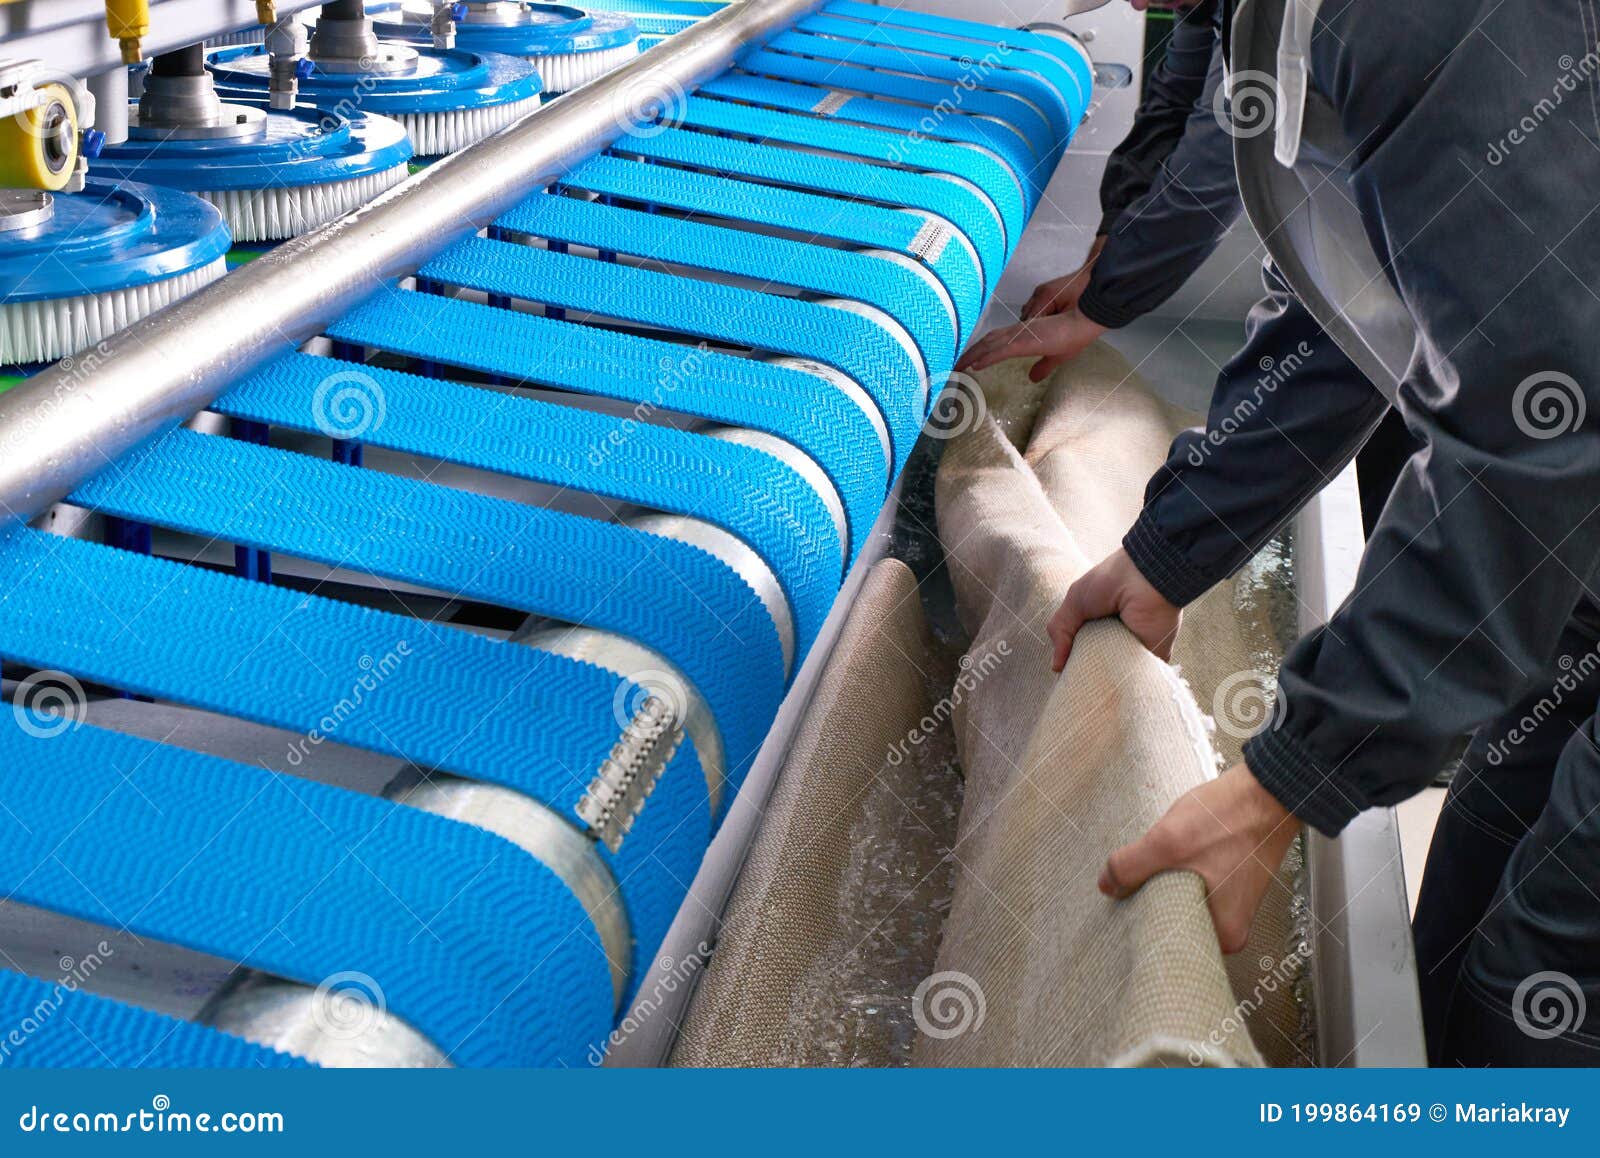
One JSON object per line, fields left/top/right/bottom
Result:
{"left": 962, "top": 0, "right": 1600, "bottom": 1065}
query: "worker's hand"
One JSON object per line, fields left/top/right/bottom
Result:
{"left": 1099, "top": 761, "right": 1299, "bottom": 953}
{"left": 955, "top": 309, "right": 1110, "bottom": 383}
{"left": 1049, "top": 547, "right": 1181, "bottom": 671}
{"left": 1021, "top": 236, "right": 1106, "bottom": 321}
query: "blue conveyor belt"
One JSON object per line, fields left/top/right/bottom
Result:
{"left": 0, "top": 4, "right": 1087, "bottom": 1067}
{"left": 556, "top": 154, "right": 986, "bottom": 345}
{"left": 0, "top": 967, "right": 306, "bottom": 1068}
{"left": 616, "top": 126, "right": 1006, "bottom": 292}
{"left": 763, "top": 29, "right": 1078, "bottom": 144}
{"left": 670, "top": 98, "right": 1027, "bottom": 256}
{"left": 417, "top": 235, "right": 929, "bottom": 477}
{"left": 71, "top": 425, "right": 786, "bottom": 797}
{"left": 496, "top": 191, "right": 956, "bottom": 387}
{"left": 736, "top": 43, "right": 1062, "bottom": 163}
{"left": 802, "top": 8, "right": 1092, "bottom": 122}
{"left": 0, "top": 525, "right": 712, "bottom": 996}
{"left": 0, "top": 722, "right": 613, "bottom": 1066}
{"left": 717, "top": 54, "right": 1058, "bottom": 175}
{"left": 324, "top": 293, "right": 887, "bottom": 561}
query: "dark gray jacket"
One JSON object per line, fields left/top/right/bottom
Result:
{"left": 1078, "top": 1, "right": 1243, "bottom": 329}
{"left": 1124, "top": 0, "right": 1600, "bottom": 837}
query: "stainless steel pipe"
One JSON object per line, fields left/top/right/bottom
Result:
{"left": 0, "top": 0, "right": 825, "bottom": 526}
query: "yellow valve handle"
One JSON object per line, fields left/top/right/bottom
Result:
{"left": 104, "top": 0, "right": 151, "bottom": 64}
{"left": 0, "top": 83, "right": 80, "bottom": 192}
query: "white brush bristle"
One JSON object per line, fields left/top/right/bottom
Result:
{"left": 198, "top": 163, "right": 411, "bottom": 242}
{"left": 2, "top": 259, "right": 228, "bottom": 366}
{"left": 531, "top": 42, "right": 642, "bottom": 94}
{"left": 393, "top": 93, "right": 543, "bottom": 156}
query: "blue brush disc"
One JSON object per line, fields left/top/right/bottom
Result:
{"left": 0, "top": 179, "right": 230, "bottom": 303}
{"left": 372, "top": 3, "right": 639, "bottom": 57}
{"left": 91, "top": 103, "right": 413, "bottom": 193}
{"left": 207, "top": 44, "right": 542, "bottom": 117}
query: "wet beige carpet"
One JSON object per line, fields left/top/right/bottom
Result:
{"left": 918, "top": 346, "right": 1301, "bottom": 1067}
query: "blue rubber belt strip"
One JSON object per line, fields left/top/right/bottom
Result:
{"left": 310, "top": 302, "right": 844, "bottom": 652}
{"left": 69, "top": 425, "right": 784, "bottom": 803}
{"left": 327, "top": 291, "right": 883, "bottom": 571}
{"left": 799, "top": 12, "right": 1090, "bottom": 129}
{"left": 0, "top": 524, "right": 710, "bottom": 995}
{"left": 578, "top": 0, "right": 723, "bottom": 15}
{"left": 496, "top": 191, "right": 954, "bottom": 388}
{"left": 672, "top": 97, "right": 1025, "bottom": 262}
{"left": 763, "top": 29, "right": 1075, "bottom": 148}
{"left": 616, "top": 126, "right": 1005, "bottom": 298}
{"left": 726, "top": 49, "right": 1058, "bottom": 173}
{"left": 824, "top": 0, "right": 1095, "bottom": 82}
{"left": 560, "top": 153, "right": 985, "bottom": 347}
{"left": 697, "top": 71, "right": 1040, "bottom": 211}
{"left": 0, "top": 966, "right": 308, "bottom": 1069}
{"left": 418, "top": 234, "right": 927, "bottom": 480}
{"left": 631, "top": 15, "right": 697, "bottom": 35}
{"left": 0, "top": 721, "right": 613, "bottom": 1067}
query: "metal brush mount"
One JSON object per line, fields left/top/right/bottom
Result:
{"left": 309, "top": 0, "right": 419, "bottom": 75}
{"left": 0, "top": 189, "right": 53, "bottom": 234}
{"left": 133, "top": 43, "right": 265, "bottom": 139}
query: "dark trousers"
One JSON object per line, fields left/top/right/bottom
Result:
{"left": 1414, "top": 602, "right": 1600, "bottom": 1065}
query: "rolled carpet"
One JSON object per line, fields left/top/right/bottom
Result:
{"left": 919, "top": 346, "right": 1288, "bottom": 1067}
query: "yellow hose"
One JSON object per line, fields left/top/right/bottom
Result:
{"left": 0, "top": 83, "right": 80, "bottom": 192}
{"left": 104, "top": 0, "right": 151, "bottom": 64}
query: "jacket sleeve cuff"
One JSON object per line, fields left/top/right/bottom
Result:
{"left": 1242, "top": 724, "right": 1367, "bottom": 837}
{"left": 1077, "top": 282, "right": 1143, "bottom": 330}
{"left": 1122, "top": 508, "right": 1216, "bottom": 607}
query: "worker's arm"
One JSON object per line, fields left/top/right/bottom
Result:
{"left": 1100, "top": 0, "right": 1600, "bottom": 952}
{"left": 1017, "top": 2, "right": 1221, "bottom": 323}
{"left": 1120, "top": 265, "right": 1389, "bottom": 605}
{"left": 1076, "top": 7, "right": 1240, "bottom": 330}
{"left": 1048, "top": 261, "right": 1390, "bottom": 682}
{"left": 960, "top": 10, "right": 1242, "bottom": 375}
{"left": 1095, "top": 0, "right": 1222, "bottom": 238}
